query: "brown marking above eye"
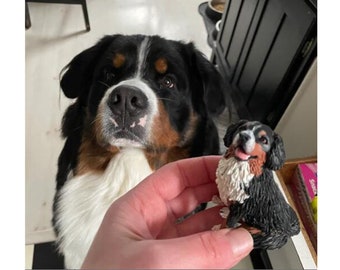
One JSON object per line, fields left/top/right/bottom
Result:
{"left": 155, "top": 58, "right": 168, "bottom": 74}
{"left": 258, "top": 130, "right": 267, "bottom": 138}
{"left": 113, "top": 53, "right": 125, "bottom": 68}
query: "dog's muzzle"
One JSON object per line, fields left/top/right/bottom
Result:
{"left": 108, "top": 85, "right": 148, "bottom": 127}
{"left": 233, "top": 131, "right": 255, "bottom": 161}
{"left": 97, "top": 79, "right": 158, "bottom": 148}
{"left": 107, "top": 85, "right": 149, "bottom": 146}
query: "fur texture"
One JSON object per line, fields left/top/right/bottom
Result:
{"left": 55, "top": 148, "right": 152, "bottom": 268}
{"left": 53, "top": 34, "right": 227, "bottom": 268}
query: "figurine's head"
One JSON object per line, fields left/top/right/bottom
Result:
{"left": 223, "top": 120, "right": 285, "bottom": 172}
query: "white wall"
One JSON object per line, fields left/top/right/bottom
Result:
{"left": 275, "top": 59, "right": 317, "bottom": 159}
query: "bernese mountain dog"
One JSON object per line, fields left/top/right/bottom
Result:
{"left": 53, "top": 34, "right": 226, "bottom": 268}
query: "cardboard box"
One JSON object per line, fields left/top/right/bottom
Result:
{"left": 290, "top": 163, "right": 317, "bottom": 251}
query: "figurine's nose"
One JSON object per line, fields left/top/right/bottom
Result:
{"left": 239, "top": 132, "right": 251, "bottom": 144}
{"left": 238, "top": 131, "right": 255, "bottom": 153}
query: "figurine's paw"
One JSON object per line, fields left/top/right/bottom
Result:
{"left": 219, "top": 207, "right": 230, "bottom": 218}
{"left": 226, "top": 218, "right": 239, "bottom": 228}
{"left": 211, "top": 224, "right": 222, "bottom": 231}
{"left": 212, "top": 195, "right": 224, "bottom": 205}
{"left": 243, "top": 225, "right": 262, "bottom": 235}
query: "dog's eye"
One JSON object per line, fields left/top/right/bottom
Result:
{"left": 160, "top": 76, "right": 175, "bottom": 89}
{"left": 259, "top": 136, "right": 269, "bottom": 145}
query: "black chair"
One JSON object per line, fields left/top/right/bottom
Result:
{"left": 25, "top": 0, "right": 90, "bottom": 31}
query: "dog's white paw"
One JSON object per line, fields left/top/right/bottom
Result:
{"left": 219, "top": 207, "right": 230, "bottom": 218}
{"left": 212, "top": 195, "right": 224, "bottom": 205}
{"left": 211, "top": 224, "right": 222, "bottom": 231}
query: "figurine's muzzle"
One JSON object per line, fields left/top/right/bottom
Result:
{"left": 233, "top": 130, "right": 256, "bottom": 160}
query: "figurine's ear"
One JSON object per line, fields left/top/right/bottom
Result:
{"left": 223, "top": 120, "right": 248, "bottom": 147}
{"left": 265, "top": 133, "right": 286, "bottom": 170}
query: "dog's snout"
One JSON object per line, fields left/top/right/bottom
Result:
{"left": 236, "top": 131, "right": 255, "bottom": 154}
{"left": 108, "top": 86, "right": 148, "bottom": 115}
{"left": 239, "top": 132, "right": 251, "bottom": 144}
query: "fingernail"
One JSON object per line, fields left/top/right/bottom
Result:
{"left": 224, "top": 228, "right": 254, "bottom": 257}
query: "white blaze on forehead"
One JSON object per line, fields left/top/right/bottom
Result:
{"left": 252, "top": 124, "right": 262, "bottom": 131}
{"left": 99, "top": 37, "right": 154, "bottom": 112}
{"left": 96, "top": 37, "right": 158, "bottom": 148}
{"left": 136, "top": 37, "right": 150, "bottom": 78}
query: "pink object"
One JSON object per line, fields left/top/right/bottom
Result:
{"left": 298, "top": 163, "right": 317, "bottom": 200}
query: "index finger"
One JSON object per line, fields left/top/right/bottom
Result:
{"left": 146, "top": 155, "right": 221, "bottom": 201}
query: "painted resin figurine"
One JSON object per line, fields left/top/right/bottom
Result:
{"left": 213, "top": 120, "right": 300, "bottom": 249}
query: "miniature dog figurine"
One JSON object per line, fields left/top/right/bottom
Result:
{"left": 214, "top": 120, "right": 300, "bottom": 249}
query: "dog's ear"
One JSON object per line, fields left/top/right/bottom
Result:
{"left": 265, "top": 133, "right": 286, "bottom": 170}
{"left": 60, "top": 35, "right": 115, "bottom": 99}
{"left": 223, "top": 120, "right": 249, "bottom": 147}
{"left": 187, "top": 43, "right": 226, "bottom": 116}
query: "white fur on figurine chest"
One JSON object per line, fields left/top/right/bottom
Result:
{"left": 216, "top": 157, "right": 254, "bottom": 204}
{"left": 55, "top": 148, "right": 153, "bottom": 269}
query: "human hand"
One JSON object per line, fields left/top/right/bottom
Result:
{"left": 81, "top": 156, "right": 253, "bottom": 269}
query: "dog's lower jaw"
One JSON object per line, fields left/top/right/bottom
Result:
{"left": 54, "top": 148, "right": 153, "bottom": 269}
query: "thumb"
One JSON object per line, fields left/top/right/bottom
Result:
{"left": 154, "top": 228, "right": 253, "bottom": 269}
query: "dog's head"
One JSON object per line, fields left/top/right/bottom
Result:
{"left": 223, "top": 120, "right": 285, "bottom": 172}
{"left": 60, "top": 35, "right": 225, "bottom": 151}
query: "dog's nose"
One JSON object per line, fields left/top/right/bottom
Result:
{"left": 108, "top": 85, "right": 148, "bottom": 116}
{"left": 237, "top": 131, "right": 255, "bottom": 153}
{"left": 239, "top": 132, "right": 251, "bottom": 144}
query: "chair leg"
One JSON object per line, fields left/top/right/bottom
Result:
{"left": 26, "top": 2, "right": 32, "bottom": 29}
{"left": 81, "top": 0, "right": 90, "bottom": 31}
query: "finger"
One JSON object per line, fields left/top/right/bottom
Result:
{"left": 140, "top": 228, "right": 253, "bottom": 269}
{"left": 175, "top": 206, "right": 223, "bottom": 236}
{"left": 145, "top": 155, "right": 221, "bottom": 201}
{"left": 167, "top": 182, "right": 218, "bottom": 219}
{"left": 174, "top": 206, "right": 224, "bottom": 237}
{"left": 115, "top": 156, "right": 221, "bottom": 238}
{"left": 156, "top": 206, "right": 223, "bottom": 239}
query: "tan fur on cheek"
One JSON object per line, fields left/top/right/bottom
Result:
{"left": 76, "top": 137, "right": 118, "bottom": 176}
{"left": 76, "top": 113, "right": 118, "bottom": 176}
{"left": 144, "top": 104, "right": 199, "bottom": 170}
{"left": 224, "top": 145, "right": 236, "bottom": 159}
{"left": 149, "top": 103, "right": 180, "bottom": 148}
{"left": 94, "top": 113, "right": 104, "bottom": 145}
{"left": 144, "top": 147, "right": 189, "bottom": 171}
{"left": 249, "top": 144, "right": 266, "bottom": 176}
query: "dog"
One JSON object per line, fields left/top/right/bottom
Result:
{"left": 215, "top": 120, "right": 300, "bottom": 249}
{"left": 52, "top": 34, "right": 226, "bottom": 268}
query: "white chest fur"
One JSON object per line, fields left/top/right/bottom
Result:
{"left": 216, "top": 157, "right": 254, "bottom": 204}
{"left": 55, "top": 148, "right": 153, "bottom": 269}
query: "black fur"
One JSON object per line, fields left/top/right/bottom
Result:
{"left": 223, "top": 119, "right": 248, "bottom": 148}
{"left": 56, "top": 34, "right": 226, "bottom": 191}
{"left": 264, "top": 133, "right": 286, "bottom": 170}
{"left": 227, "top": 169, "right": 300, "bottom": 249}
